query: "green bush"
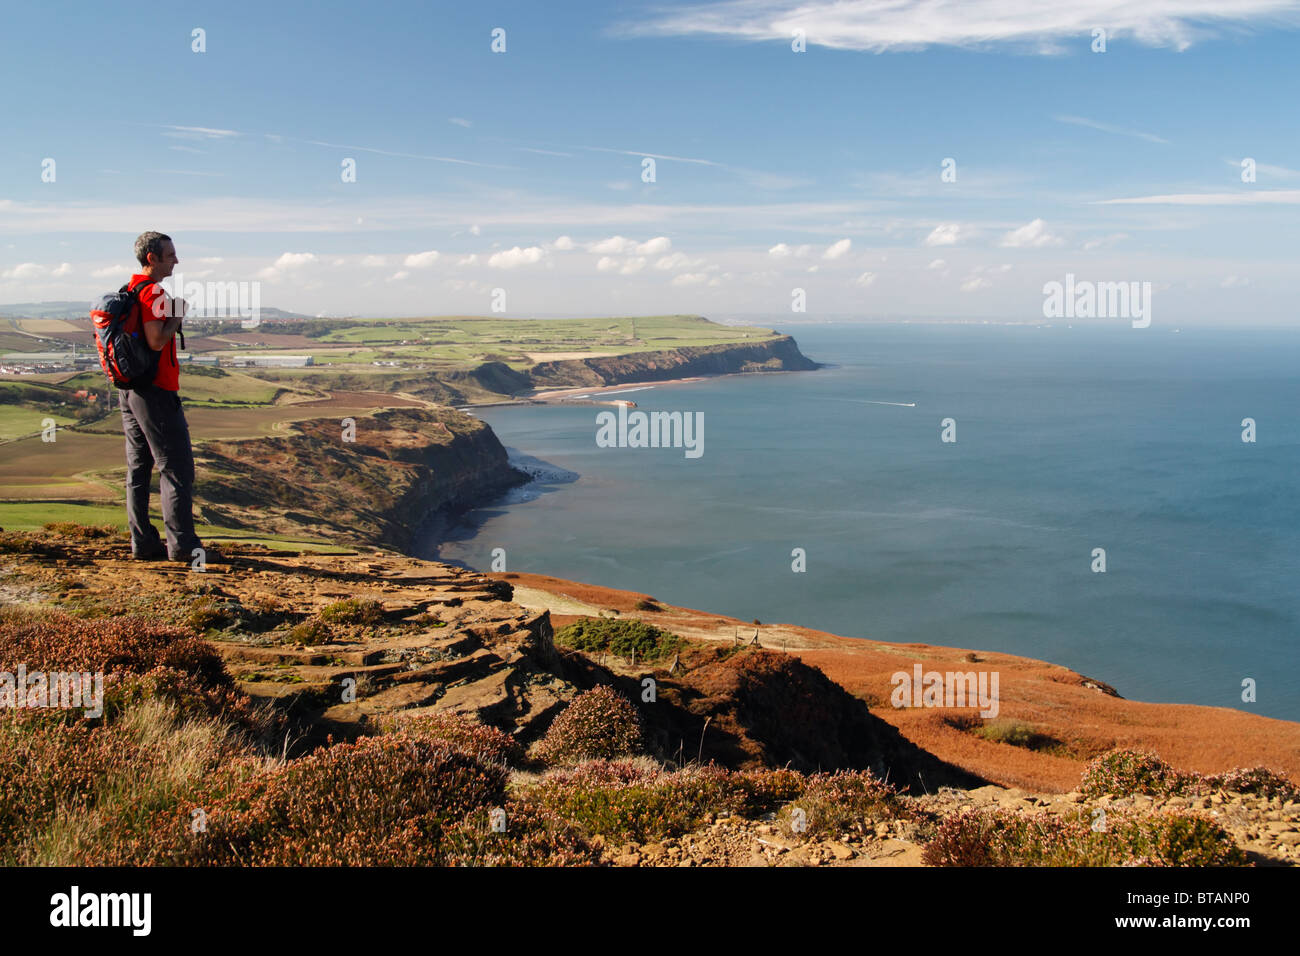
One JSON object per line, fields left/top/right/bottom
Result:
{"left": 1079, "top": 749, "right": 1194, "bottom": 799}
{"left": 776, "top": 770, "right": 912, "bottom": 840}
{"left": 318, "top": 598, "right": 385, "bottom": 625}
{"left": 288, "top": 619, "right": 331, "bottom": 645}
{"left": 922, "top": 806, "right": 1247, "bottom": 867}
{"left": 554, "top": 617, "right": 682, "bottom": 662}
{"left": 534, "top": 686, "right": 646, "bottom": 765}
{"left": 381, "top": 712, "right": 524, "bottom": 768}
{"left": 1204, "top": 767, "right": 1299, "bottom": 802}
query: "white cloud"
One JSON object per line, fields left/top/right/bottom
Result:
{"left": 1, "top": 263, "right": 43, "bottom": 279}
{"left": 489, "top": 246, "right": 545, "bottom": 268}
{"left": 1053, "top": 115, "right": 1167, "bottom": 144}
{"left": 1096, "top": 190, "right": 1300, "bottom": 206}
{"left": 361, "top": 255, "right": 387, "bottom": 267}
{"left": 162, "top": 125, "right": 240, "bottom": 139}
{"left": 553, "top": 235, "right": 574, "bottom": 251}
{"left": 596, "top": 256, "right": 619, "bottom": 272}
{"left": 51, "top": 262, "right": 72, "bottom": 277}
{"left": 618, "top": 1, "right": 1298, "bottom": 54}
{"left": 470, "top": 225, "right": 481, "bottom": 236}
{"left": 1000, "top": 218, "right": 1064, "bottom": 248}
{"left": 928, "top": 258, "right": 947, "bottom": 270}
{"left": 589, "top": 235, "right": 632, "bottom": 254}
{"left": 768, "top": 243, "right": 793, "bottom": 258}
{"left": 1082, "top": 233, "right": 1129, "bottom": 251}
{"left": 1220, "top": 275, "right": 1251, "bottom": 288}
{"left": 258, "top": 252, "right": 317, "bottom": 280}
{"left": 961, "top": 276, "right": 991, "bottom": 292}
{"left": 620, "top": 257, "right": 647, "bottom": 275}
{"left": 92, "top": 265, "right": 125, "bottom": 278}
{"left": 925, "top": 224, "right": 962, "bottom": 246}
{"left": 404, "top": 250, "right": 441, "bottom": 269}
{"left": 854, "top": 271, "right": 876, "bottom": 287}
{"left": 449, "top": 117, "right": 472, "bottom": 127}
{"left": 636, "top": 236, "right": 672, "bottom": 255}
{"left": 823, "top": 238, "right": 852, "bottom": 260}
{"left": 458, "top": 254, "right": 479, "bottom": 266}
{"left": 388, "top": 271, "right": 410, "bottom": 282}
{"left": 672, "top": 272, "right": 709, "bottom": 286}
{"left": 655, "top": 252, "right": 693, "bottom": 270}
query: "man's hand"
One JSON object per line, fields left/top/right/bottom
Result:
{"left": 143, "top": 294, "right": 186, "bottom": 351}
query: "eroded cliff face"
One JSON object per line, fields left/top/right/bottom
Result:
{"left": 526, "top": 334, "right": 819, "bottom": 388}
{"left": 193, "top": 406, "right": 528, "bottom": 552}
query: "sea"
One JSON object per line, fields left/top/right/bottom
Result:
{"left": 420, "top": 321, "right": 1300, "bottom": 723}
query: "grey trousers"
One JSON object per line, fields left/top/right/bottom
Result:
{"left": 120, "top": 385, "right": 202, "bottom": 558}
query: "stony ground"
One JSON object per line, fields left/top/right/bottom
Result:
{"left": 3, "top": 529, "right": 1297, "bottom": 867}
{"left": 593, "top": 785, "right": 1300, "bottom": 867}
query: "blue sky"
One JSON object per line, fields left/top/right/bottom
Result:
{"left": 2, "top": 0, "right": 1299, "bottom": 323}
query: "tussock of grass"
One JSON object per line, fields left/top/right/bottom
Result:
{"left": 318, "top": 598, "right": 385, "bottom": 625}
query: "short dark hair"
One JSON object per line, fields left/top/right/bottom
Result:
{"left": 134, "top": 231, "right": 172, "bottom": 267}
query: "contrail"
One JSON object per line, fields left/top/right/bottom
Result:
{"left": 826, "top": 398, "right": 917, "bottom": 407}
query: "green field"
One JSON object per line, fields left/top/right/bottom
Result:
{"left": 0, "top": 405, "right": 78, "bottom": 441}
{"left": 198, "top": 315, "right": 779, "bottom": 374}
{"left": 58, "top": 368, "right": 290, "bottom": 405}
{"left": 0, "top": 501, "right": 352, "bottom": 553}
{"left": 0, "top": 313, "right": 784, "bottom": 515}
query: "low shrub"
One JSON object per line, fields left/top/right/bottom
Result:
{"left": 1203, "top": 767, "right": 1299, "bottom": 802}
{"left": 776, "top": 770, "right": 912, "bottom": 840}
{"left": 534, "top": 685, "right": 646, "bottom": 765}
{"left": 554, "top": 617, "right": 682, "bottom": 662}
{"left": 380, "top": 712, "right": 524, "bottom": 768}
{"left": 922, "top": 806, "right": 1247, "bottom": 867}
{"left": 139, "top": 735, "right": 509, "bottom": 865}
{"left": 318, "top": 598, "right": 385, "bottom": 625}
{"left": 1079, "top": 749, "right": 1194, "bottom": 799}
{"left": 288, "top": 618, "right": 332, "bottom": 645}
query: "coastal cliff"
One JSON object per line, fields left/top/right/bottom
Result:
{"left": 525, "top": 334, "right": 819, "bottom": 389}
{"left": 193, "top": 406, "right": 528, "bottom": 553}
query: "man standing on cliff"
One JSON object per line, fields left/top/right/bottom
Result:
{"left": 122, "top": 232, "right": 217, "bottom": 564}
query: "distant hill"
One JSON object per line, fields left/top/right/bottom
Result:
{"left": 0, "top": 301, "right": 310, "bottom": 321}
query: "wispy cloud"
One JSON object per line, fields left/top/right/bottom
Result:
{"left": 517, "top": 147, "right": 576, "bottom": 157}
{"left": 612, "top": 0, "right": 1300, "bottom": 53}
{"left": 1225, "top": 157, "right": 1300, "bottom": 179}
{"left": 581, "top": 146, "right": 723, "bottom": 167}
{"left": 1096, "top": 190, "right": 1300, "bottom": 205}
{"left": 304, "top": 138, "right": 510, "bottom": 168}
{"left": 448, "top": 117, "right": 472, "bottom": 127}
{"left": 1054, "top": 115, "right": 1168, "bottom": 144}
{"left": 162, "top": 125, "right": 241, "bottom": 139}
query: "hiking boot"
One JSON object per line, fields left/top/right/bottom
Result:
{"left": 169, "top": 544, "right": 225, "bottom": 565}
{"left": 132, "top": 541, "right": 168, "bottom": 561}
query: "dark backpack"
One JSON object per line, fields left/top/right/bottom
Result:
{"left": 90, "top": 278, "right": 184, "bottom": 390}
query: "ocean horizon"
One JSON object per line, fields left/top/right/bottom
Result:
{"left": 422, "top": 321, "right": 1300, "bottom": 723}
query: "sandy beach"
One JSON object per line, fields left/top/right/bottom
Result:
{"left": 523, "top": 376, "right": 709, "bottom": 403}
